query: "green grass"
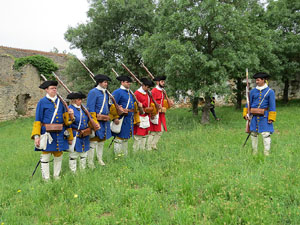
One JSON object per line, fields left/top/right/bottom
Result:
{"left": 1, "top": 100, "right": 300, "bottom": 224}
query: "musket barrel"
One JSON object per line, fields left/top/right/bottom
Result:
{"left": 77, "top": 58, "right": 97, "bottom": 83}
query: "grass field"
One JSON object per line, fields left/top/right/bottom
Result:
{"left": 1, "top": 100, "right": 300, "bottom": 224}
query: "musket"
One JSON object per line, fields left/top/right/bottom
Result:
{"left": 121, "top": 63, "right": 160, "bottom": 112}
{"left": 52, "top": 72, "right": 100, "bottom": 132}
{"left": 111, "top": 68, "right": 144, "bottom": 115}
{"left": 141, "top": 63, "right": 173, "bottom": 107}
{"left": 77, "top": 58, "right": 124, "bottom": 116}
{"left": 243, "top": 68, "right": 252, "bottom": 147}
{"left": 40, "top": 74, "right": 74, "bottom": 121}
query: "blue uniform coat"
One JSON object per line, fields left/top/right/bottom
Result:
{"left": 112, "top": 88, "right": 136, "bottom": 139}
{"left": 69, "top": 105, "right": 90, "bottom": 152}
{"left": 246, "top": 87, "right": 276, "bottom": 133}
{"left": 87, "top": 88, "right": 112, "bottom": 140}
{"left": 34, "top": 97, "right": 69, "bottom": 152}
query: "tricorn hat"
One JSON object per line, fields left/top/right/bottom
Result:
{"left": 39, "top": 80, "right": 58, "bottom": 89}
{"left": 141, "top": 78, "right": 154, "bottom": 87}
{"left": 116, "top": 75, "right": 132, "bottom": 82}
{"left": 253, "top": 72, "right": 270, "bottom": 79}
{"left": 67, "top": 92, "right": 86, "bottom": 99}
{"left": 153, "top": 76, "right": 166, "bottom": 81}
{"left": 94, "top": 74, "right": 111, "bottom": 83}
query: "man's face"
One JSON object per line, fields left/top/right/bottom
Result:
{"left": 159, "top": 80, "right": 165, "bottom": 88}
{"left": 74, "top": 99, "right": 82, "bottom": 106}
{"left": 45, "top": 86, "right": 57, "bottom": 97}
{"left": 99, "top": 81, "right": 108, "bottom": 89}
{"left": 255, "top": 78, "right": 265, "bottom": 87}
{"left": 121, "top": 81, "right": 131, "bottom": 89}
{"left": 142, "top": 84, "right": 149, "bottom": 92}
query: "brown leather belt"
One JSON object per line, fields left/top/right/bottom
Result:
{"left": 42, "top": 123, "right": 63, "bottom": 126}
{"left": 126, "top": 109, "right": 134, "bottom": 113}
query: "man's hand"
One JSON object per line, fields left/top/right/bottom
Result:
{"left": 95, "top": 122, "right": 100, "bottom": 130}
{"left": 68, "top": 108, "right": 74, "bottom": 115}
{"left": 68, "top": 140, "right": 72, "bottom": 145}
{"left": 114, "top": 119, "right": 120, "bottom": 125}
{"left": 244, "top": 114, "right": 250, "bottom": 121}
{"left": 68, "top": 108, "right": 75, "bottom": 120}
{"left": 138, "top": 102, "right": 143, "bottom": 108}
{"left": 35, "top": 137, "right": 40, "bottom": 147}
{"left": 135, "top": 122, "right": 140, "bottom": 127}
{"left": 268, "top": 120, "right": 273, "bottom": 124}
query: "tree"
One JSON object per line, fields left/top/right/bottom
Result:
{"left": 265, "top": 0, "right": 300, "bottom": 103}
{"left": 65, "top": 0, "right": 156, "bottom": 79}
{"left": 139, "top": 0, "right": 276, "bottom": 123}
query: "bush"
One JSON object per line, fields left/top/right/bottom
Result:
{"left": 13, "top": 55, "right": 59, "bottom": 78}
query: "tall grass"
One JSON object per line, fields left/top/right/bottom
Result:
{"left": 1, "top": 100, "right": 299, "bottom": 224}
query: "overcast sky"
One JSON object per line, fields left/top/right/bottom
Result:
{"left": 0, "top": 0, "right": 90, "bottom": 58}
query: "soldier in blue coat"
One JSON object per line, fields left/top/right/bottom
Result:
{"left": 109, "top": 75, "right": 141, "bottom": 156}
{"left": 86, "top": 74, "right": 112, "bottom": 167}
{"left": 243, "top": 72, "right": 276, "bottom": 156}
{"left": 31, "top": 81, "right": 74, "bottom": 181}
{"left": 67, "top": 92, "right": 91, "bottom": 173}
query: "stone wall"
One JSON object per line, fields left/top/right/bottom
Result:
{"left": 0, "top": 46, "right": 69, "bottom": 70}
{"left": 0, "top": 47, "right": 70, "bottom": 122}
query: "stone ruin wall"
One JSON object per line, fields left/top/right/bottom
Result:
{"left": 0, "top": 46, "right": 70, "bottom": 122}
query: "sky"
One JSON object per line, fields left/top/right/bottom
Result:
{"left": 0, "top": 0, "right": 90, "bottom": 58}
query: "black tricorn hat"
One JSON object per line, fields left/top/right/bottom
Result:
{"left": 67, "top": 92, "right": 86, "bottom": 99}
{"left": 94, "top": 74, "right": 111, "bottom": 83}
{"left": 39, "top": 80, "right": 58, "bottom": 89}
{"left": 153, "top": 76, "right": 166, "bottom": 81}
{"left": 141, "top": 78, "right": 154, "bottom": 87}
{"left": 253, "top": 72, "right": 270, "bottom": 79}
{"left": 116, "top": 75, "right": 132, "bottom": 82}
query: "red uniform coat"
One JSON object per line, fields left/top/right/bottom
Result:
{"left": 133, "top": 88, "right": 151, "bottom": 136}
{"left": 150, "top": 87, "right": 167, "bottom": 132}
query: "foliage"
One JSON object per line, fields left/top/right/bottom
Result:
{"left": 65, "top": 0, "right": 156, "bottom": 78}
{"left": 64, "top": 0, "right": 299, "bottom": 121}
{"left": 1, "top": 102, "right": 300, "bottom": 224}
{"left": 13, "top": 55, "right": 59, "bottom": 78}
{"left": 265, "top": 0, "right": 300, "bottom": 103}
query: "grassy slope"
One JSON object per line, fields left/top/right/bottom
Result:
{"left": 0, "top": 100, "right": 300, "bottom": 224}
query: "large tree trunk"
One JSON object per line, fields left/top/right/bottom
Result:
{"left": 236, "top": 77, "right": 243, "bottom": 110}
{"left": 191, "top": 97, "right": 199, "bottom": 116}
{"left": 283, "top": 78, "right": 289, "bottom": 104}
{"left": 201, "top": 96, "right": 211, "bottom": 124}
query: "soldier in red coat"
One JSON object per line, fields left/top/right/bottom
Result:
{"left": 133, "top": 78, "right": 155, "bottom": 152}
{"left": 147, "top": 76, "right": 173, "bottom": 150}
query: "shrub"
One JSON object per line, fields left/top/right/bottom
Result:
{"left": 13, "top": 55, "right": 59, "bottom": 79}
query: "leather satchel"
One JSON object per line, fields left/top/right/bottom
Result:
{"left": 79, "top": 127, "right": 92, "bottom": 138}
{"left": 144, "top": 107, "right": 153, "bottom": 114}
{"left": 96, "top": 114, "right": 110, "bottom": 121}
{"left": 44, "top": 123, "right": 63, "bottom": 132}
{"left": 250, "top": 108, "right": 265, "bottom": 116}
{"left": 159, "top": 107, "right": 167, "bottom": 113}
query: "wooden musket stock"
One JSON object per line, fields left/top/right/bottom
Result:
{"left": 52, "top": 72, "right": 100, "bottom": 131}
{"left": 121, "top": 63, "right": 160, "bottom": 112}
{"left": 77, "top": 58, "right": 124, "bottom": 116}
{"left": 141, "top": 63, "right": 173, "bottom": 108}
{"left": 40, "top": 74, "right": 74, "bottom": 121}
{"left": 112, "top": 67, "right": 144, "bottom": 115}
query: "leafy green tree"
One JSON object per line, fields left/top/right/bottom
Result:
{"left": 139, "top": 0, "right": 276, "bottom": 122}
{"left": 265, "top": 0, "right": 300, "bottom": 103}
{"left": 65, "top": 0, "right": 156, "bottom": 79}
